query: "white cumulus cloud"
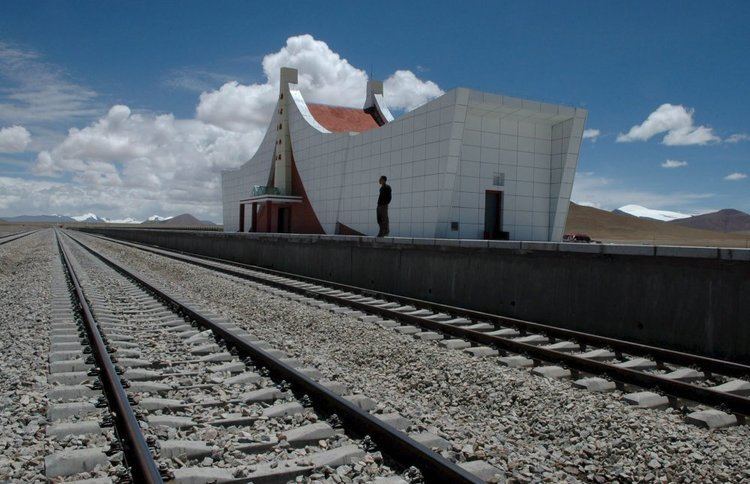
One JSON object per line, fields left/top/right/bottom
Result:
{"left": 196, "top": 34, "right": 443, "bottom": 133}
{"left": 724, "top": 172, "right": 747, "bottom": 181}
{"left": 661, "top": 159, "right": 688, "bottom": 169}
{"left": 383, "top": 70, "right": 444, "bottom": 111}
{"left": 582, "top": 128, "right": 600, "bottom": 141}
{"left": 725, "top": 133, "right": 749, "bottom": 144}
{"left": 0, "top": 125, "right": 31, "bottom": 152}
{"left": 12, "top": 34, "right": 444, "bottom": 221}
{"left": 617, "top": 104, "right": 720, "bottom": 146}
{"left": 196, "top": 81, "right": 276, "bottom": 133}
{"left": 33, "top": 104, "right": 259, "bottom": 195}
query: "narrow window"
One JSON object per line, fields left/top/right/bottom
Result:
{"left": 493, "top": 173, "right": 505, "bottom": 186}
{"left": 451, "top": 221, "right": 459, "bottom": 231}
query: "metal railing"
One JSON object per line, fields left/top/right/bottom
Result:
{"left": 251, "top": 185, "right": 281, "bottom": 197}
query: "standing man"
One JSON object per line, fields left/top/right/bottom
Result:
{"left": 376, "top": 175, "right": 391, "bottom": 237}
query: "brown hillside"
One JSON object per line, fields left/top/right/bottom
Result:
{"left": 670, "top": 208, "right": 750, "bottom": 232}
{"left": 565, "top": 203, "right": 750, "bottom": 248}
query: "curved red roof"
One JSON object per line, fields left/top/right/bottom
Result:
{"left": 307, "top": 103, "right": 381, "bottom": 133}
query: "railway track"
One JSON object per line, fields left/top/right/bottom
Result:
{"left": 0, "top": 229, "right": 37, "bottom": 246}
{"left": 75, "top": 230, "right": 750, "bottom": 429}
{"left": 47, "top": 231, "right": 161, "bottom": 482}
{"left": 49, "top": 229, "right": 488, "bottom": 483}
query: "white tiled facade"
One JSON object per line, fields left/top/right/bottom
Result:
{"left": 222, "top": 70, "right": 586, "bottom": 241}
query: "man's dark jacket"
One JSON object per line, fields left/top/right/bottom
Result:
{"left": 378, "top": 184, "right": 392, "bottom": 206}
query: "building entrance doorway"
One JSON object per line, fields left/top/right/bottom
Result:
{"left": 277, "top": 207, "right": 291, "bottom": 233}
{"left": 484, "top": 191, "right": 509, "bottom": 240}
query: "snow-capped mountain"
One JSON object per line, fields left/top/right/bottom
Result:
{"left": 73, "top": 213, "right": 172, "bottom": 223}
{"left": 72, "top": 213, "right": 109, "bottom": 223}
{"left": 72, "top": 213, "right": 144, "bottom": 223}
{"left": 613, "top": 204, "right": 692, "bottom": 222}
{"left": 108, "top": 217, "right": 140, "bottom": 224}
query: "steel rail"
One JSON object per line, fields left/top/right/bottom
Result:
{"left": 84, "top": 232, "right": 750, "bottom": 379}
{"left": 77, "top": 232, "right": 750, "bottom": 417}
{"left": 64, "top": 230, "right": 482, "bottom": 484}
{"left": 0, "top": 229, "right": 38, "bottom": 245}
{"left": 0, "top": 230, "right": 23, "bottom": 239}
{"left": 55, "top": 231, "right": 163, "bottom": 484}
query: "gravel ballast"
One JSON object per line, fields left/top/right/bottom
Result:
{"left": 0, "top": 230, "right": 53, "bottom": 481}
{"left": 72, "top": 233, "right": 750, "bottom": 482}
{"left": 63, "top": 237, "right": 403, "bottom": 482}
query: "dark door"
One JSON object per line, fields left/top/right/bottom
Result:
{"left": 277, "top": 207, "right": 291, "bottom": 233}
{"left": 239, "top": 204, "right": 245, "bottom": 232}
{"left": 484, "top": 191, "right": 503, "bottom": 239}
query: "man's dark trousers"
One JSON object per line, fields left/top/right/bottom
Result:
{"left": 376, "top": 205, "right": 389, "bottom": 237}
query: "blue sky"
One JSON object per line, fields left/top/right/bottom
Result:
{"left": 0, "top": 1, "right": 748, "bottom": 221}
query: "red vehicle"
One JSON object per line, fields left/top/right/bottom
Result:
{"left": 563, "top": 232, "right": 592, "bottom": 243}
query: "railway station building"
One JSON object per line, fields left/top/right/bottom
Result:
{"left": 221, "top": 67, "right": 587, "bottom": 241}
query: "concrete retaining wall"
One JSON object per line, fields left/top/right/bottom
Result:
{"left": 79, "top": 228, "right": 750, "bottom": 363}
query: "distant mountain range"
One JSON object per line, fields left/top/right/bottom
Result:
{"left": 1, "top": 214, "right": 76, "bottom": 223}
{"left": 613, "top": 204, "right": 750, "bottom": 232}
{"left": 567, "top": 203, "right": 750, "bottom": 247}
{"left": 0, "top": 213, "right": 217, "bottom": 226}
